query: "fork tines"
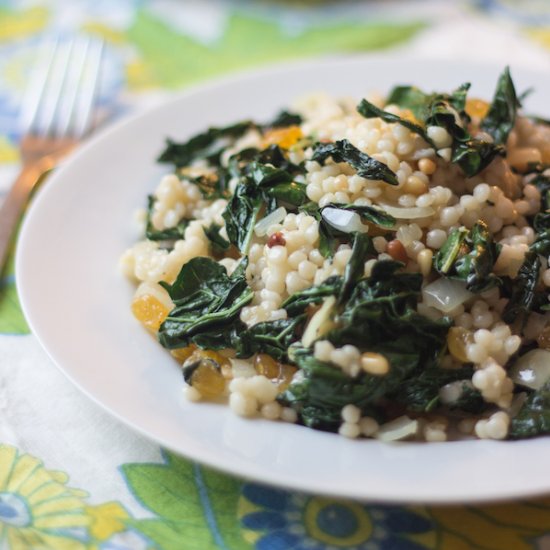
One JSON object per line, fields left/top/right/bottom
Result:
{"left": 20, "top": 35, "right": 104, "bottom": 139}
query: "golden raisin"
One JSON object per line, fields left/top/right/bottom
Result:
{"left": 188, "top": 361, "right": 226, "bottom": 398}
{"left": 447, "top": 327, "right": 473, "bottom": 363}
{"left": 465, "top": 98, "right": 489, "bottom": 120}
{"left": 131, "top": 294, "right": 169, "bottom": 332}
{"left": 263, "top": 126, "right": 302, "bottom": 149}
{"left": 184, "top": 350, "right": 230, "bottom": 398}
{"left": 254, "top": 354, "right": 296, "bottom": 390}
{"left": 170, "top": 345, "right": 196, "bottom": 364}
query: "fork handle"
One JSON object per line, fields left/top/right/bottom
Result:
{"left": 0, "top": 162, "right": 44, "bottom": 273}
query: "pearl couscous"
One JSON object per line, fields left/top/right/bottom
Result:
{"left": 121, "top": 68, "right": 550, "bottom": 442}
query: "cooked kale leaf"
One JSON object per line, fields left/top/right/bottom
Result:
{"left": 158, "top": 121, "right": 253, "bottom": 168}
{"left": 311, "top": 139, "right": 398, "bottom": 185}
{"left": 279, "top": 346, "right": 414, "bottom": 431}
{"left": 356, "top": 99, "right": 435, "bottom": 148}
{"left": 222, "top": 145, "right": 307, "bottom": 253}
{"left": 264, "top": 110, "right": 303, "bottom": 128}
{"left": 282, "top": 276, "right": 342, "bottom": 316}
{"left": 360, "top": 81, "right": 505, "bottom": 177}
{"left": 510, "top": 382, "right": 550, "bottom": 439}
{"left": 389, "top": 366, "right": 486, "bottom": 414}
{"left": 203, "top": 223, "right": 231, "bottom": 255}
{"left": 339, "top": 233, "right": 374, "bottom": 303}
{"left": 434, "top": 221, "right": 500, "bottom": 293}
{"left": 158, "top": 257, "right": 253, "bottom": 349}
{"left": 238, "top": 316, "right": 307, "bottom": 362}
{"left": 481, "top": 66, "right": 520, "bottom": 145}
{"left": 280, "top": 261, "right": 451, "bottom": 430}
{"left": 502, "top": 251, "right": 541, "bottom": 326}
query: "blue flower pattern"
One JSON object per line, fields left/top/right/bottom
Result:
{"left": 241, "top": 484, "right": 432, "bottom": 550}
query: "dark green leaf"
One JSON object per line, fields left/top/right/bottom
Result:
{"left": 481, "top": 67, "right": 520, "bottom": 145}
{"left": 339, "top": 233, "right": 373, "bottom": 303}
{"left": 265, "top": 182, "right": 308, "bottom": 207}
{"left": 282, "top": 276, "right": 342, "bottom": 316}
{"left": 203, "top": 223, "right": 230, "bottom": 255}
{"left": 158, "top": 257, "right": 253, "bottom": 349}
{"left": 390, "top": 366, "right": 486, "bottom": 413}
{"left": 434, "top": 221, "right": 500, "bottom": 293}
{"left": 357, "top": 98, "right": 435, "bottom": 148}
{"left": 311, "top": 139, "right": 398, "bottom": 185}
{"left": 264, "top": 110, "right": 302, "bottom": 128}
{"left": 510, "top": 382, "right": 550, "bottom": 439}
{"left": 222, "top": 181, "right": 263, "bottom": 254}
{"left": 279, "top": 347, "right": 417, "bottom": 432}
{"left": 385, "top": 85, "right": 432, "bottom": 119}
{"left": 238, "top": 316, "right": 307, "bottom": 361}
{"left": 502, "top": 251, "right": 541, "bottom": 327}
{"left": 158, "top": 121, "right": 252, "bottom": 167}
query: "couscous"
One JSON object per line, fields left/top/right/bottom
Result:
{"left": 121, "top": 68, "right": 550, "bottom": 442}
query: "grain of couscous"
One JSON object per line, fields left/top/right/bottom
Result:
{"left": 121, "top": 68, "right": 550, "bottom": 442}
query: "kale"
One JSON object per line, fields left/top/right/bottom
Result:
{"left": 145, "top": 195, "right": 189, "bottom": 242}
{"left": 531, "top": 229, "right": 550, "bottom": 257}
{"left": 203, "top": 223, "right": 230, "bottom": 255}
{"left": 356, "top": 98, "right": 435, "bottom": 148}
{"left": 385, "top": 85, "right": 433, "bottom": 119}
{"left": 339, "top": 233, "right": 374, "bottom": 303}
{"left": 502, "top": 251, "right": 541, "bottom": 327}
{"left": 158, "top": 257, "right": 253, "bottom": 349}
{"left": 311, "top": 139, "right": 398, "bottom": 185}
{"left": 264, "top": 110, "right": 303, "bottom": 128}
{"left": 389, "top": 366, "right": 486, "bottom": 414}
{"left": 359, "top": 80, "right": 505, "bottom": 177}
{"left": 222, "top": 146, "right": 307, "bottom": 253}
{"left": 222, "top": 180, "right": 263, "bottom": 254}
{"left": 433, "top": 221, "right": 500, "bottom": 293}
{"left": 481, "top": 67, "right": 520, "bottom": 145}
{"left": 330, "top": 261, "right": 450, "bottom": 367}
{"left": 158, "top": 121, "right": 252, "bottom": 168}
{"left": 509, "top": 382, "right": 550, "bottom": 439}
{"left": 298, "top": 202, "right": 393, "bottom": 259}
{"left": 237, "top": 316, "right": 307, "bottom": 362}
{"left": 282, "top": 276, "right": 342, "bottom": 316}
{"left": 280, "top": 261, "right": 451, "bottom": 430}
{"left": 187, "top": 171, "right": 231, "bottom": 200}
{"left": 424, "top": 84, "right": 504, "bottom": 177}
{"left": 279, "top": 346, "right": 415, "bottom": 432}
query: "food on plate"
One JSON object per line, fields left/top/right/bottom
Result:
{"left": 121, "top": 67, "right": 550, "bottom": 442}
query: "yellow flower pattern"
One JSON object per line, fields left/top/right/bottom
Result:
{"left": 0, "top": 446, "right": 141, "bottom": 550}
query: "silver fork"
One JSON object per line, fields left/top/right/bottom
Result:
{"left": 0, "top": 36, "right": 104, "bottom": 271}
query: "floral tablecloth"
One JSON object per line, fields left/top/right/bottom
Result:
{"left": 3, "top": 1, "right": 550, "bottom": 549}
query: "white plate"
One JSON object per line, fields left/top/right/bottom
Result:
{"left": 16, "top": 55, "right": 550, "bottom": 504}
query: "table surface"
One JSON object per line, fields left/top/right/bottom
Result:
{"left": 3, "top": 1, "right": 550, "bottom": 549}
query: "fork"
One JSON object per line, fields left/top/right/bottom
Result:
{"left": 0, "top": 36, "right": 104, "bottom": 271}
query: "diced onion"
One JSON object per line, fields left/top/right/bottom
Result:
{"left": 254, "top": 207, "right": 287, "bottom": 237}
{"left": 422, "top": 278, "right": 472, "bottom": 313}
{"left": 301, "top": 296, "right": 336, "bottom": 348}
{"left": 509, "top": 349, "right": 550, "bottom": 390}
{"left": 376, "top": 416, "right": 418, "bottom": 442}
{"left": 321, "top": 208, "right": 369, "bottom": 234}
{"left": 377, "top": 203, "right": 434, "bottom": 219}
